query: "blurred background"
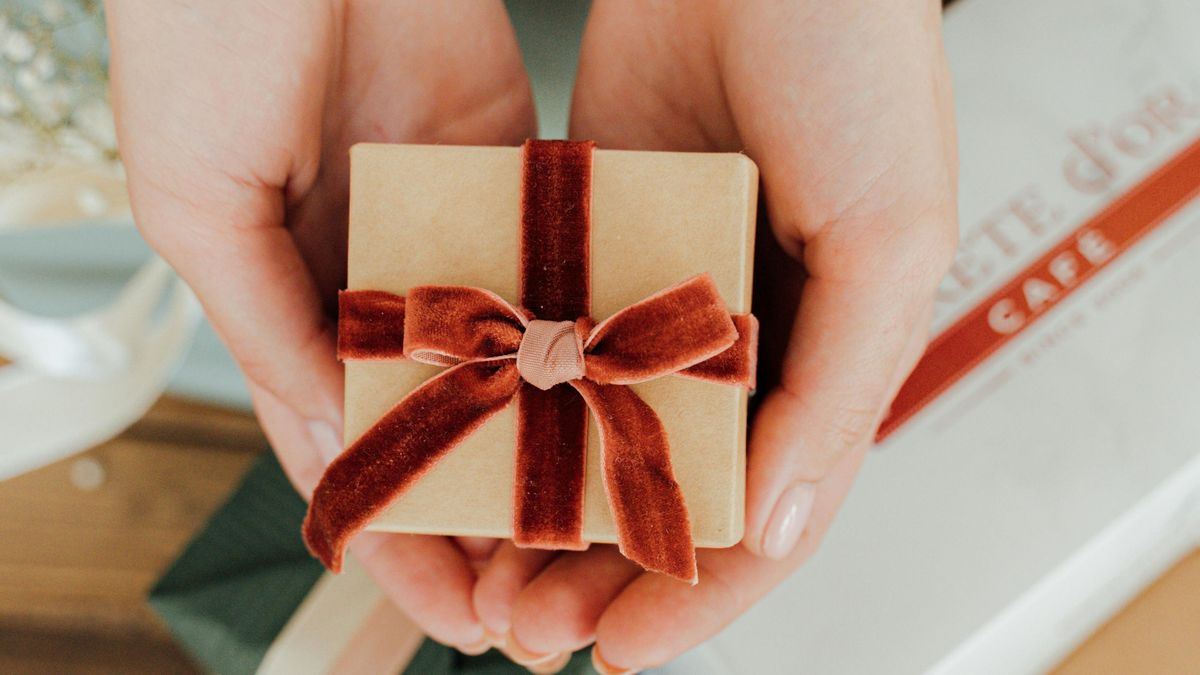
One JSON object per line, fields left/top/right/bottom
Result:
{"left": 1, "top": 1, "right": 1198, "bottom": 674}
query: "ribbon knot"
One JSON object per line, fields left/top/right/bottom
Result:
{"left": 516, "top": 319, "right": 585, "bottom": 390}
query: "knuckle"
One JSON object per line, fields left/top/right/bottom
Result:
{"left": 815, "top": 404, "right": 878, "bottom": 466}
{"left": 829, "top": 195, "right": 959, "bottom": 299}
{"left": 232, "top": 347, "right": 277, "bottom": 393}
{"left": 924, "top": 213, "right": 960, "bottom": 279}
{"left": 906, "top": 200, "right": 960, "bottom": 282}
{"left": 514, "top": 581, "right": 591, "bottom": 648}
{"left": 230, "top": 317, "right": 335, "bottom": 417}
{"left": 889, "top": 202, "right": 959, "bottom": 289}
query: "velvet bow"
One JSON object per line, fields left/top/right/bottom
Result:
{"left": 304, "top": 273, "right": 756, "bottom": 582}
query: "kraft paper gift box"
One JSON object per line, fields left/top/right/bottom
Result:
{"left": 333, "top": 142, "right": 758, "bottom": 571}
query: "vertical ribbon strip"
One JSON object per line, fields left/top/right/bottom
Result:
{"left": 514, "top": 140, "right": 593, "bottom": 551}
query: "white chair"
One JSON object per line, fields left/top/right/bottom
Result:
{"left": 0, "top": 160, "right": 200, "bottom": 480}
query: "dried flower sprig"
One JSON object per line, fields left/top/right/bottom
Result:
{"left": 1, "top": 0, "right": 116, "bottom": 182}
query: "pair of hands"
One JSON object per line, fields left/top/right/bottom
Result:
{"left": 107, "top": 0, "right": 957, "bottom": 671}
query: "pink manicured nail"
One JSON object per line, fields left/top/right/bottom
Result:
{"left": 307, "top": 420, "right": 342, "bottom": 464}
{"left": 503, "top": 630, "right": 559, "bottom": 667}
{"left": 591, "top": 646, "right": 637, "bottom": 674}
{"left": 457, "top": 638, "right": 490, "bottom": 656}
{"left": 762, "top": 482, "right": 817, "bottom": 560}
{"left": 527, "top": 651, "right": 572, "bottom": 674}
{"left": 484, "top": 628, "right": 508, "bottom": 649}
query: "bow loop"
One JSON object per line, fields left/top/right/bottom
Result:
{"left": 337, "top": 290, "right": 408, "bottom": 360}
{"left": 403, "top": 286, "right": 528, "bottom": 365}
{"left": 583, "top": 274, "right": 740, "bottom": 385}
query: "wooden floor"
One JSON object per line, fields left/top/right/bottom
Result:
{"left": 0, "top": 397, "right": 264, "bottom": 674}
{"left": 1054, "top": 548, "right": 1200, "bottom": 674}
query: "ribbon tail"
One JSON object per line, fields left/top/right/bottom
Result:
{"left": 570, "top": 379, "right": 698, "bottom": 584}
{"left": 304, "top": 360, "right": 521, "bottom": 572}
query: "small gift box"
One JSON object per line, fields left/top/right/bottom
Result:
{"left": 304, "top": 141, "right": 758, "bottom": 582}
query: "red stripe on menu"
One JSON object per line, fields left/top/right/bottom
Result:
{"left": 878, "top": 137, "right": 1200, "bottom": 441}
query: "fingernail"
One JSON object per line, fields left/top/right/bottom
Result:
{"left": 307, "top": 420, "right": 342, "bottom": 464}
{"left": 504, "top": 630, "right": 558, "bottom": 666}
{"left": 591, "top": 645, "right": 637, "bottom": 675}
{"left": 484, "top": 628, "right": 508, "bottom": 649}
{"left": 762, "top": 482, "right": 817, "bottom": 560}
{"left": 527, "top": 650, "right": 572, "bottom": 674}
{"left": 457, "top": 638, "right": 490, "bottom": 656}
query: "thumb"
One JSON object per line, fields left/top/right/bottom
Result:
{"left": 743, "top": 213, "right": 953, "bottom": 560}
{"left": 131, "top": 167, "right": 344, "bottom": 454}
{"left": 107, "top": 0, "right": 344, "bottom": 483}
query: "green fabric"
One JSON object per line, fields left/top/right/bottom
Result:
{"left": 149, "top": 451, "right": 595, "bottom": 675}
{"left": 149, "top": 452, "right": 325, "bottom": 675}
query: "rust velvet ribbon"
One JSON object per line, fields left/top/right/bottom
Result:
{"left": 304, "top": 140, "right": 757, "bottom": 583}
